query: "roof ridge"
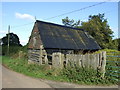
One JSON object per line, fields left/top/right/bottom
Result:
{"left": 36, "top": 20, "right": 84, "bottom": 31}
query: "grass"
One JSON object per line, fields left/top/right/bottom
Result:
{"left": 2, "top": 56, "right": 67, "bottom": 82}
{"left": 2, "top": 53, "right": 118, "bottom": 86}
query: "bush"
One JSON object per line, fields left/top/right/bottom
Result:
{"left": 2, "top": 45, "right": 22, "bottom": 56}
{"left": 2, "top": 44, "right": 28, "bottom": 59}
{"left": 60, "top": 66, "right": 117, "bottom": 85}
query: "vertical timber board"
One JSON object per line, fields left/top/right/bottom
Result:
{"left": 56, "top": 53, "right": 59, "bottom": 68}
{"left": 83, "top": 54, "right": 87, "bottom": 68}
{"left": 73, "top": 55, "right": 76, "bottom": 66}
{"left": 83, "top": 54, "right": 88, "bottom": 68}
{"left": 76, "top": 54, "right": 80, "bottom": 67}
{"left": 66, "top": 54, "right": 70, "bottom": 67}
{"left": 61, "top": 53, "right": 64, "bottom": 68}
{"left": 82, "top": 55, "right": 85, "bottom": 68}
{"left": 65, "top": 54, "right": 68, "bottom": 67}
{"left": 94, "top": 54, "right": 98, "bottom": 70}
{"left": 99, "top": 52, "right": 103, "bottom": 68}
{"left": 100, "top": 51, "right": 106, "bottom": 78}
{"left": 74, "top": 54, "right": 77, "bottom": 67}
{"left": 79, "top": 55, "right": 82, "bottom": 67}
{"left": 85, "top": 54, "right": 89, "bottom": 68}
{"left": 87, "top": 54, "right": 90, "bottom": 68}
{"left": 96, "top": 53, "right": 100, "bottom": 69}
{"left": 52, "top": 53, "right": 55, "bottom": 67}
{"left": 68, "top": 54, "right": 72, "bottom": 67}
{"left": 93, "top": 54, "right": 97, "bottom": 70}
{"left": 72, "top": 54, "right": 75, "bottom": 67}
{"left": 89, "top": 54, "right": 92, "bottom": 68}
{"left": 90, "top": 54, "right": 95, "bottom": 69}
{"left": 66, "top": 54, "right": 73, "bottom": 67}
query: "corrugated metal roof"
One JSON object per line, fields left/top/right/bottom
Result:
{"left": 36, "top": 20, "right": 101, "bottom": 50}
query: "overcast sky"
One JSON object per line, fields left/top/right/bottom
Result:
{"left": 1, "top": 1, "right": 118, "bottom": 45}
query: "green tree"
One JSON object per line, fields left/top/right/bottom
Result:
{"left": 110, "top": 38, "right": 120, "bottom": 50}
{"left": 80, "top": 14, "right": 113, "bottom": 49}
{"left": 2, "top": 33, "right": 22, "bottom": 55}
{"left": 2, "top": 33, "right": 22, "bottom": 46}
{"left": 62, "top": 17, "right": 80, "bottom": 27}
{"left": 62, "top": 14, "right": 114, "bottom": 49}
{"left": 118, "top": 39, "right": 120, "bottom": 51}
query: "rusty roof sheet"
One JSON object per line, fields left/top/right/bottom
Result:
{"left": 36, "top": 20, "right": 101, "bottom": 50}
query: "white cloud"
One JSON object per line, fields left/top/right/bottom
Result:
{"left": 15, "top": 12, "right": 35, "bottom": 21}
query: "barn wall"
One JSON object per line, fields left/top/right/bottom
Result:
{"left": 52, "top": 51, "right": 106, "bottom": 76}
{"left": 28, "top": 49, "right": 106, "bottom": 72}
{"left": 28, "top": 49, "right": 106, "bottom": 77}
{"left": 28, "top": 47, "right": 48, "bottom": 65}
{"left": 28, "top": 49, "right": 40, "bottom": 63}
{"left": 28, "top": 22, "right": 49, "bottom": 64}
{"left": 28, "top": 23, "right": 42, "bottom": 49}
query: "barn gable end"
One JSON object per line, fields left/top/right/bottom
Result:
{"left": 28, "top": 22, "right": 43, "bottom": 49}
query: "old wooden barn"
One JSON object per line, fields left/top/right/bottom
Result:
{"left": 28, "top": 20, "right": 101, "bottom": 67}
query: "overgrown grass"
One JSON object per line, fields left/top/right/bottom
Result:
{"left": 2, "top": 54, "right": 118, "bottom": 85}
{"left": 2, "top": 56, "right": 67, "bottom": 82}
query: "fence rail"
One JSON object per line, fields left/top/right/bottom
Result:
{"left": 106, "top": 54, "right": 120, "bottom": 82}
{"left": 106, "top": 60, "right": 120, "bottom": 63}
{"left": 107, "top": 55, "right": 120, "bottom": 58}
{"left": 107, "top": 70, "right": 120, "bottom": 73}
{"left": 106, "top": 65, "right": 120, "bottom": 68}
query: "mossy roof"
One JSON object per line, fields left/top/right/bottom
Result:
{"left": 36, "top": 20, "right": 101, "bottom": 50}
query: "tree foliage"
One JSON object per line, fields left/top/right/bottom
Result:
{"left": 62, "top": 17, "right": 80, "bottom": 27}
{"left": 62, "top": 14, "right": 115, "bottom": 49}
{"left": 2, "top": 33, "right": 22, "bottom": 46}
{"left": 81, "top": 14, "right": 113, "bottom": 49}
{"left": 2, "top": 33, "right": 22, "bottom": 55}
{"left": 111, "top": 38, "right": 120, "bottom": 50}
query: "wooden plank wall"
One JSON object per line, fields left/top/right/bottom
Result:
{"left": 28, "top": 49, "right": 40, "bottom": 63}
{"left": 52, "top": 51, "right": 106, "bottom": 77}
{"left": 28, "top": 49, "right": 106, "bottom": 77}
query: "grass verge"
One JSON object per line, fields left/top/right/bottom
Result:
{"left": 2, "top": 55, "right": 118, "bottom": 86}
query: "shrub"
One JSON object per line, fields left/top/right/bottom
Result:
{"left": 60, "top": 66, "right": 117, "bottom": 85}
{"left": 2, "top": 45, "right": 22, "bottom": 56}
